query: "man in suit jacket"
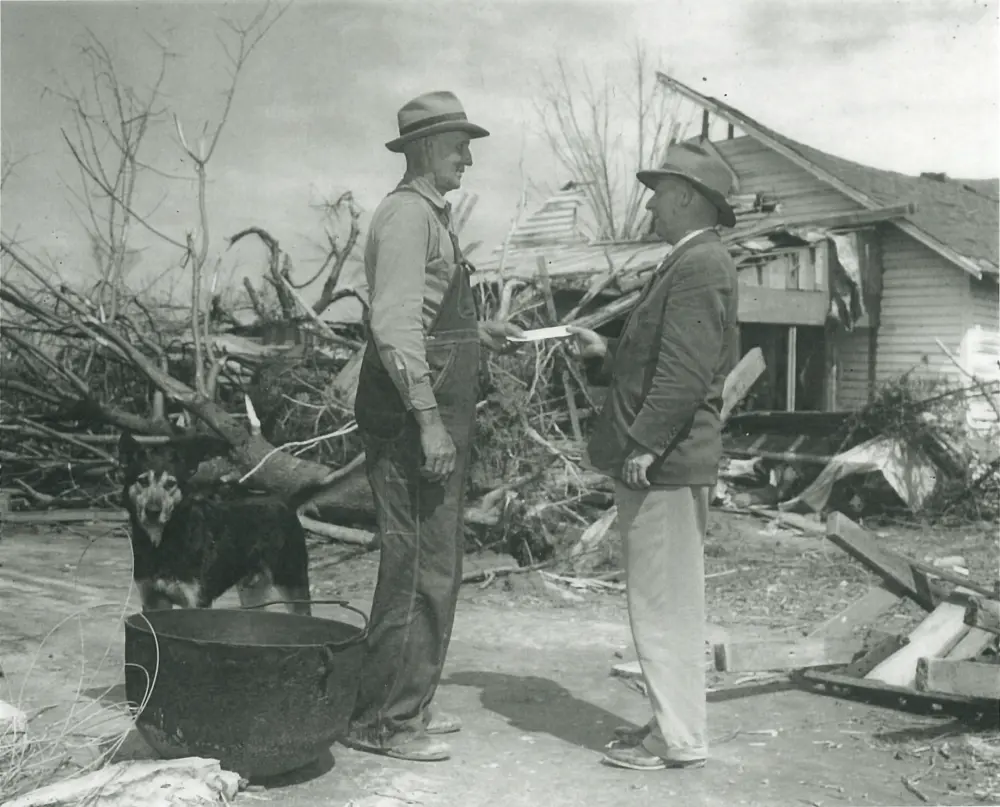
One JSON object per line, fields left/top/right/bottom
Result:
{"left": 569, "top": 141, "right": 740, "bottom": 771}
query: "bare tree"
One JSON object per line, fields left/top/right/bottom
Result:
{"left": 51, "top": 33, "right": 170, "bottom": 324}
{"left": 533, "top": 42, "right": 692, "bottom": 242}
{"left": 1, "top": 2, "right": 355, "bottom": 497}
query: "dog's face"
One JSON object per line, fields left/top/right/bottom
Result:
{"left": 118, "top": 432, "right": 230, "bottom": 545}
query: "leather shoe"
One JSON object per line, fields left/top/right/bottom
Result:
{"left": 611, "top": 723, "right": 651, "bottom": 746}
{"left": 426, "top": 711, "right": 462, "bottom": 735}
{"left": 601, "top": 741, "right": 705, "bottom": 771}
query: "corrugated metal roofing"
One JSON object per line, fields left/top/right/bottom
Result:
{"left": 506, "top": 185, "right": 588, "bottom": 249}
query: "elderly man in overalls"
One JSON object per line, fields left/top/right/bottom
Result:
{"left": 346, "top": 91, "right": 522, "bottom": 762}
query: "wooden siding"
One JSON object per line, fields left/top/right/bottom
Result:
{"left": 714, "top": 136, "right": 863, "bottom": 219}
{"left": 875, "top": 227, "right": 968, "bottom": 386}
{"left": 833, "top": 327, "right": 871, "bottom": 409}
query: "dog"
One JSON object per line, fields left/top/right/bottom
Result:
{"left": 119, "top": 430, "right": 327, "bottom": 616}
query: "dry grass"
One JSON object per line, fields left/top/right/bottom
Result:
{"left": 0, "top": 599, "right": 160, "bottom": 804}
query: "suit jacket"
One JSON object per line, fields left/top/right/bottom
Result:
{"left": 585, "top": 230, "right": 739, "bottom": 486}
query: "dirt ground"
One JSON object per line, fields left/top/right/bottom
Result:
{"left": 2, "top": 510, "right": 998, "bottom": 807}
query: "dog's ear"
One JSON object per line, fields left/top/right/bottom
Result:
{"left": 117, "top": 431, "right": 142, "bottom": 467}
{"left": 174, "top": 435, "right": 233, "bottom": 475}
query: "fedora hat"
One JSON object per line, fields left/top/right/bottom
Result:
{"left": 385, "top": 90, "right": 490, "bottom": 153}
{"left": 636, "top": 141, "right": 736, "bottom": 227}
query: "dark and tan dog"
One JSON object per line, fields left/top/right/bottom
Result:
{"left": 119, "top": 431, "right": 318, "bottom": 615}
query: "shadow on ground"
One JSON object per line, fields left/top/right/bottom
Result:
{"left": 444, "top": 671, "right": 640, "bottom": 753}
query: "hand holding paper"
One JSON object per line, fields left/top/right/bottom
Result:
{"left": 479, "top": 320, "right": 526, "bottom": 352}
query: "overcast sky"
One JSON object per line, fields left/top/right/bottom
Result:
{"left": 2, "top": 0, "right": 997, "bottom": 307}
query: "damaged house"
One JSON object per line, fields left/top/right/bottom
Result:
{"left": 477, "top": 73, "right": 1000, "bottom": 419}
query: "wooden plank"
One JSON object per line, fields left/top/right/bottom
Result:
{"left": 945, "top": 627, "right": 997, "bottom": 660}
{"left": 965, "top": 596, "right": 1000, "bottom": 636}
{"left": 722, "top": 203, "right": 919, "bottom": 245}
{"left": 613, "top": 660, "right": 797, "bottom": 700}
{"left": 915, "top": 659, "right": 1000, "bottom": 700}
{"left": 742, "top": 507, "right": 826, "bottom": 535}
{"left": 720, "top": 347, "right": 766, "bottom": 421}
{"left": 807, "top": 586, "right": 903, "bottom": 641}
{"left": 841, "top": 633, "right": 909, "bottom": 678}
{"left": 825, "top": 512, "right": 940, "bottom": 610}
{"left": 799, "top": 669, "right": 999, "bottom": 720}
{"left": 785, "top": 325, "right": 797, "bottom": 411}
{"left": 865, "top": 602, "right": 970, "bottom": 687}
{"left": 0, "top": 509, "right": 128, "bottom": 524}
{"left": 713, "top": 636, "right": 864, "bottom": 672}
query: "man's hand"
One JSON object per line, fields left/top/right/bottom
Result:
{"left": 413, "top": 408, "right": 456, "bottom": 482}
{"left": 622, "top": 448, "right": 657, "bottom": 490}
{"left": 566, "top": 325, "right": 608, "bottom": 360}
{"left": 478, "top": 320, "right": 525, "bottom": 353}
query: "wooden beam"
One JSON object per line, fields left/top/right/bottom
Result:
{"left": 713, "top": 636, "right": 864, "bottom": 672}
{"left": 701, "top": 109, "right": 710, "bottom": 139}
{"left": 807, "top": 586, "right": 903, "bottom": 641}
{"left": 725, "top": 203, "right": 918, "bottom": 245}
{"left": 965, "top": 596, "right": 1000, "bottom": 636}
{"left": 800, "top": 669, "right": 1000, "bottom": 719}
{"left": 915, "top": 659, "right": 1000, "bottom": 700}
{"left": 720, "top": 347, "right": 766, "bottom": 421}
{"left": 826, "top": 512, "right": 944, "bottom": 610}
{"left": 841, "top": 633, "right": 909, "bottom": 678}
{"left": 655, "top": 71, "right": 986, "bottom": 279}
{"left": 865, "top": 601, "right": 970, "bottom": 687}
{"left": 786, "top": 325, "right": 798, "bottom": 411}
{"left": 945, "top": 626, "right": 997, "bottom": 660}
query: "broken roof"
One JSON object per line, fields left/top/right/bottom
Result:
{"left": 658, "top": 73, "right": 999, "bottom": 278}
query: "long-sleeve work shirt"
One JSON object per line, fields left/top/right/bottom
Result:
{"left": 364, "top": 176, "right": 460, "bottom": 411}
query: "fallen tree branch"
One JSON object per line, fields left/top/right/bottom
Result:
{"left": 461, "top": 559, "right": 555, "bottom": 585}
{"left": 12, "top": 480, "right": 101, "bottom": 510}
{"left": 11, "top": 417, "right": 117, "bottom": 464}
{"left": 299, "top": 515, "right": 375, "bottom": 547}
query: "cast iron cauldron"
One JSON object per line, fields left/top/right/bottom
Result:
{"left": 124, "top": 600, "right": 368, "bottom": 780}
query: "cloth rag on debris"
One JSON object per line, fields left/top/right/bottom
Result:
{"left": 779, "top": 435, "right": 939, "bottom": 513}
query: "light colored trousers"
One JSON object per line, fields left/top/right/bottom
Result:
{"left": 615, "top": 482, "right": 710, "bottom": 762}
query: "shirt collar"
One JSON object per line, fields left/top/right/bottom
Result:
{"left": 398, "top": 175, "right": 451, "bottom": 215}
{"left": 670, "top": 227, "right": 715, "bottom": 255}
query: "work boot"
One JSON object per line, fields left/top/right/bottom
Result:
{"left": 342, "top": 730, "right": 450, "bottom": 762}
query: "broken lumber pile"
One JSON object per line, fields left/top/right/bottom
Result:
{"left": 702, "top": 511, "right": 999, "bottom": 720}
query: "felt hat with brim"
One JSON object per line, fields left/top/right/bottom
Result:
{"left": 636, "top": 141, "right": 736, "bottom": 227}
{"left": 385, "top": 91, "right": 490, "bottom": 153}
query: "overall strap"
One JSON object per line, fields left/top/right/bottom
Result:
{"left": 392, "top": 187, "right": 477, "bottom": 275}
{"left": 389, "top": 187, "right": 477, "bottom": 336}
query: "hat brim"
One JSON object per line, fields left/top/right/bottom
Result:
{"left": 386, "top": 121, "right": 490, "bottom": 153}
{"left": 636, "top": 168, "right": 736, "bottom": 228}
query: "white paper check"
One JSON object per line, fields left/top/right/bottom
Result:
{"left": 507, "top": 325, "right": 572, "bottom": 343}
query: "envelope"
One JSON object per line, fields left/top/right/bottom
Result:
{"left": 506, "top": 326, "right": 572, "bottom": 343}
